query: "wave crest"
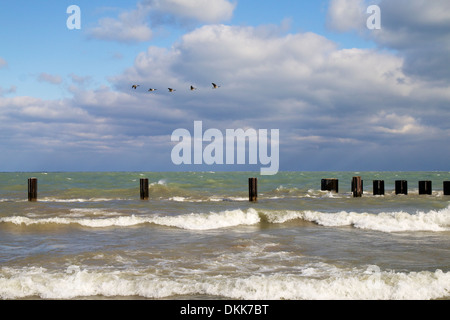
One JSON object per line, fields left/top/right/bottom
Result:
{"left": 1, "top": 206, "right": 449, "bottom": 233}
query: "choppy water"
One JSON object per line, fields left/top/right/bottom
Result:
{"left": 0, "top": 171, "right": 449, "bottom": 300}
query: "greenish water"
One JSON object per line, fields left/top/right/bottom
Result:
{"left": 0, "top": 171, "right": 449, "bottom": 300}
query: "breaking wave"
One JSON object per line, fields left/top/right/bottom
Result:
{"left": 0, "top": 265, "right": 448, "bottom": 300}
{"left": 1, "top": 206, "right": 449, "bottom": 233}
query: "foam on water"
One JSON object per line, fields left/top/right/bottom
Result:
{"left": 1, "top": 172, "right": 448, "bottom": 301}
{"left": 1, "top": 206, "right": 449, "bottom": 232}
{"left": 1, "top": 265, "right": 448, "bottom": 300}
{"left": 0, "top": 208, "right": 261, "bottom": 230}
{"left": 260, "top": 206, "right": 450, "bottom": 233}
{"left": 149, "top": 209, "right": 261, "bottom": 230}
{"left": 39, "top": 197, "right": 128, "bottom": 203}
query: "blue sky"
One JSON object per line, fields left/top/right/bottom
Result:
{"left": 0, "top": 0, "right": 449, "bottom": 172}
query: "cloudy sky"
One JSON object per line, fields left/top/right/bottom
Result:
{"left": 0, "top": 0, "right": 449, "bottom": 172}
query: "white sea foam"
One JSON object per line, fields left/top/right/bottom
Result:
{"left": 209, "top": 196, "right": 248, "bottom": 202}
{"left": 1, "top": 206, "right": 449, "bottom": 233}
{"left": 260, "top": 206, "right": 450, "bottom": 233}
{"left": 0, "top": 208, "right": 261, "bottom": 230}
{"left": 150, "top": 208, "right": 260, "bottom": 230}
{"left": 150, "top": 179, "right": 167, "bottom": 186}
{"left": 300, "top": 207, "right": 450, "bottom": 232}
{"left": 169, "top": 196, "right": 188, "bottom": 202}
{"left": 39, "top": 197, "right": 127, "bottom": 203}
{"left": 0, "top": 265, "right": 448, "bottom": 300}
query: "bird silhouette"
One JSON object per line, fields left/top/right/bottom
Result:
{"left": 190, "top": 86, "right": 197, "bottom": 91}
{"left": 148, "top": 88, "right": 157, "bottom": 92}
{"left": 212, "top": 83, "right": 220, "bottom": 89}
{"left": 132, "top": 84, "right": 140, "bottom": 89}
{"left": 168, "top": 88, "right": 176, "bottom": 92}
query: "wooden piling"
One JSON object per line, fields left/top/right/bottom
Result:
{"left": 321, "top": 179, "right": 338, "bottom": 193}
{"left": 418, "top": 181, "right": 432, "bottom": 195}
{"left": 395, "top": 180, "right": 408, "bottom": 195}
{"left": 444, "top": 181, "right": 450, "bottom": 195}
{"left": 140, "top": 178, "right": 149, "bottom": 200}
{"left": 28, "top": 178, "right": 38, "bottom": 202}
{"left": 373, "top": 180, "right": 385, "bottom": 195}
{"left": 351, "top": 176, "right": 363, "bottom": 197}
{"left": 249, "top": 177, "right": 257, "bottom": 202}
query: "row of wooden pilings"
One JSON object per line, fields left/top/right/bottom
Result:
{"left": 26, "top": 177, "right": 450, "bottom": 202}
{"left": 321, "top": 177, "right": 449, "bottom": 197}
{"left": 140, "top": 177, "right": 447, "bottom": 201}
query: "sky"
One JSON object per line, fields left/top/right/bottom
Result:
{"left": 0, "top": 0, "right": 449, "bottom": 173}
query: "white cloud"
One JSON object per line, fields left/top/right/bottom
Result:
{"left": 2, "top": 17, "right": 449, "bottom": 171}
{"left": 88, "top": 0, "right": 236, "bottom": 43}
{"left": 372, "top": 0, "right": 450, "bottom": 82}
{"left": 326, "top": 0, "right": 366, "bottom": 32}
{"left": 0, "top": 96, "right": 88, "bottom": 122}
{"left": 326, "top": 0, "right": 450, "bottom": 82}
{"left": 371, "top": 112, "right": 428, "bottom": 135}
{"left": 88, "top": 4, "right": 153, "bottom": 43}
{"left": 110, "top": 23, "right": 448, "bottom": 142}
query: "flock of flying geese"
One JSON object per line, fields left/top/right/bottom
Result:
{"left": 131, "top": 83, "right": 221, "bottom": 92}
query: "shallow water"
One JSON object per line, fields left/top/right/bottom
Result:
{"left": 0, "top": 171, "right": 449, "bottom": 300}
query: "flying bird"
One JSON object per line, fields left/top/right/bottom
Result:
{"left": 168, "top": 88, "right": 176, "bottom": 92}
{"left": 212, "top": 83, "right": 220, "bottom": 89}
{"left": 190, "top": 86, "right": 197, "bottom": 91}
{"left": 148, "top": 88, "right": 157, "bottom": 92}
{"left": 132, "top": 84, "right": 140, "bottom": 89}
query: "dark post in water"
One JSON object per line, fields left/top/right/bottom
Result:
{"left": 444, "top": 181, "right": 450, "bottom": 196}
{"left": 373, "top": 180, "right": 385, "bottom": 195}
{"left": 249, "top": 177, "right": 257, "bottom": 202}
{"left": 140, "top": 178, "right": 149, "bottom": 200}
{"left": 395, "top": 180, "right": 408, "bottom": 195}
{"left": 351, "top": 176, "right": 363, "bottom": 197}
{"left": 321, "top": 179, "right": 338, "bottom": 193}
{"left": 418, "top": 181, "right": 432, "bottom": 195}
{"left": 28, "top": 178, "right": 38, "bottom": 202}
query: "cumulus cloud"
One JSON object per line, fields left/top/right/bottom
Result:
{"left": 104, "top": 22, "right": 449, "bottom": 171}
{"left": 88, "top": 0, "right": 236, "bottom": 43}
{"left": 326, "top": 0, "right": 450, "bottom": 83}
{"left": 372, "top": 0, "right": 450, "bottom": 82}
{"left": 2, "top": 8, "right": 449, "bottom": 171}
{"left": 326, "top": 0, "right": 367, "bottom": 32}
{"left": 88, "top": 3, "right": 153, "bottom": 43}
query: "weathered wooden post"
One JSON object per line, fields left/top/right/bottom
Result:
{"left": 373, "top": 180, "right": 385, "bottom": 195}
{"left": 249, "top": 177, "right": 257, "bottom": 202}
{"left": 418, "top": 181, "right": 432, "bottom": 195}
{"left": 140, "top": 178, "right": 149, "bottom": 200}
{"left": 28, "top": 178, "right": 38, "bottom": 202}
{"left": 395, "top": 180, "right": 408, "bottom": 195}
{"left": 351, "top": 176, "right": 363, "bottom": 197}
{"left": 321, "top": 179, "right": 338, "bottom": 193}
{"left": 443, "top": 181, "right": 450, "bottom": 195}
